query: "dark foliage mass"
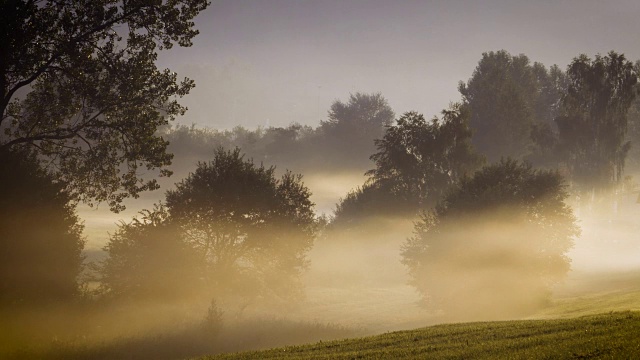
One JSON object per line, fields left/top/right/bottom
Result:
{"left": 332, "top": 104, "right": 484, "bottom": 227}
{"left": 167, "top": 148, "right": 317, "bottom": 300}
{"left": 402, "top": 160, "right": 579, "bottom": 319}
{"left": 460, "top": 50, "right": 640, "bottom": 194}
{"left": 556, "top": 52, "right": 638, "bottom": 190}
{"left": 0, "top": 149, "right": 84, "bottom": 306}
{"left": 100, "top": 148, "right": 318, "bottom": 303}
{"left": 99, "top": 206, "right": 202, "bottom": 300}
{"left": 0, "top": 0, "right": 209, "bottom": 211}
{"left": 317, "top": 92, "right": 395, "bottom": 168}
{"left": 459, "top": 50, "right": 567, "bottom": 163}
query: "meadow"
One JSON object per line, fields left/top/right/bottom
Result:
{"left": 199, "top": 311, "right": 640, "bottom": 360}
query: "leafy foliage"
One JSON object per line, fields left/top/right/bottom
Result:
{"left": 459, "top": 50, "right": 566, "bottom": 162}
{"left": 318, "top": 92, "right": 395, "bottom": 168}
{"left": 402, "top": 160, "right": 579, "bottom": 318}
{"left": 373, "top": 105, "right": 483, "bottom": 204}
{"left": 556, "top": 52, "right": 638, "bottom": 190}
{"left": 0, "top": 149, "right": 85, "bottom": 306}
{"left": 0, "top": 0, "right": 209, "bottom": 211}
{"left": 332, "top": 104, "right": 483, "bottom": 226}
{"left": 99, "top": 206, "right": 202, "bottom": 300}
{"left": 164, "top": 147, "right": 317, "bottom": 300}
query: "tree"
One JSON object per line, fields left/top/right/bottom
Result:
{"left": 401, "top": 160, "right": 579, "bottom": 320}
{"left": 99, "top": 206, "right": 203, "bottom": 301}
{"left": 368, "top": 104, "right": 484, "bottom": 208}
{"left": 459, "top": 51, "right": 565, "bottom": 162}
{"left": 330, "top": 104, "right": 483, "bottom": 227}
{"left": 625, "top": 79, "right": 640, "bottom": 174}
{"left": 317, "top": 92, "right": 395, "bottom": 169}
{"left": 0, "top": 0, "right": 209, "bottom": 211}
{"left": 557, "top": 52, "right": 638, "bottom": 190}
{"left": 331, "top": 182, "right": 411, "bottom": 228}
{"left": 0, "top": 149, "right": 85, "bottom": 306}
{"left": 165, "top": 147, "right": 317, "bottom": 301}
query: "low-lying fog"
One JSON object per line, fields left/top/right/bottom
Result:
{"left": 79, "top": 166, "right": 640, "bottom": 334}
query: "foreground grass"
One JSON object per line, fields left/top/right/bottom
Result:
{"left": 199, "top": 311, "right": 640, "bottom": 360}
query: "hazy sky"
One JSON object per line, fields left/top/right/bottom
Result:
{"left": 158, "top": 0, "right": 640, "bottom": 130}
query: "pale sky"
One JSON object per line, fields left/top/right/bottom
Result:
{"left": 159, "top": 0, "right": 640, "bottom": 129}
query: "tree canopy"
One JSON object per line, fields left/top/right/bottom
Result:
{"left": 556, "top": 52, "right": 638, "bottom": 190}
{"left": 318, "top": 92, "right": 395, "bottom": 168}
{"left": 331, "top": 104, "right": 483, "bottom": 227}
{"left": 0, "top": 0, "right": 209, "bottom": 211}
{"left": 0, "top": 149, "right": 85, "bottom": 306}
{"left": 401, "top": 160, "right": 579, "bottom": 320}
{"left": 459, "top": 50, "right": 566, "bottom": 162}
{"left": 101, "top": 148, "right": 318, "bottom": 302}
{"left": 369, "top": 105, "right": 483, "bottom": 207}
{"left": 99, "top": 206, "right": 202, "bottom": 301}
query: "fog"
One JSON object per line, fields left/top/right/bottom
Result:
{"left": 69, "top": 162, "right": 640, "bottom": 356}
{"left": 4, "top": 2, "right": 640, "bottom": 359}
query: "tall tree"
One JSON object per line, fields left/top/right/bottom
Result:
{"left": 0, "top": 0, "right": 209, "bottom": 211}
{"left": 556, "top": 52, "right": 638, "bottom": 190}
{"left": 0, "top": 149, "right": 85, "bottom": 306}
{"left": 402, "top": 160, "right": 579, "bottom": 320}
{"left": 459, "top": 51, "right": 565, "bottom": 162}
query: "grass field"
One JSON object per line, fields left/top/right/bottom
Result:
{"left": 198, "top": 311, "right": 640, "bottom": 359}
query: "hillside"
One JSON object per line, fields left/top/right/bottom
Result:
{"left": 198, "top": 311, "right": 640, "bottom": 359}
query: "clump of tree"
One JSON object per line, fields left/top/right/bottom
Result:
{"left": 401, "top": 160, "right": 579, "bottom": 320}
{"left": 332, "top": 104, "right": 484, "bottom": 227}
{"left": 0, "top": 0, "right": 209, "bottom": 212}
{"left": 0, "top": 149, "right": 85, "bottom": 307}
{"left": 556, "top": 52, "right": 638, "bottom": 191}
{"left": 461, "top": 50, "right": 640, "bottom": 195}
{"left": 99, "top": 148, "right": 318, "bottom": 304}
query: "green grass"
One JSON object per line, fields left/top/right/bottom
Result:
{"left": 198, "top": 311, "right": 640, "bottom": 359}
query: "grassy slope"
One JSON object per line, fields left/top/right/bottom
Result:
{"left": 200, "top": 311, "right": 640, "bottom": 360}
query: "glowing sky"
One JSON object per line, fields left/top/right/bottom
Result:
{"left": 156, "top": 0, "right": 640, "bottom": 130}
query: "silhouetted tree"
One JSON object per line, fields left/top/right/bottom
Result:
{"left": 625, "top": 80, "right": 640, "bottom": 174}
{"left": 165, "top": 148, "right": 317, "bottom": 300}
{"left": 0, "top": 149, "right": 84, "bottom": 306}
{"left": 556, "top": 52, "right": 638, "bottom": 190}
{"left": 369, "top": 105, "right": 484, "bottom": 207}
{"left": 459, "top": 51, "right": 565, "bottom": 162}
{"left": 331, "top": 104, "right": 483, "bottom": 227}
{"left": 0, "top": 0, "right": 208, "bottom": 211}
{"left": 99, "top": 206, "right": 203, "bottom": 301}
{"left": 402, "top": 160, "right": 579, "bottom": 320}
{"left": 317, "top": 92, "right": 394, "bottom": 168}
